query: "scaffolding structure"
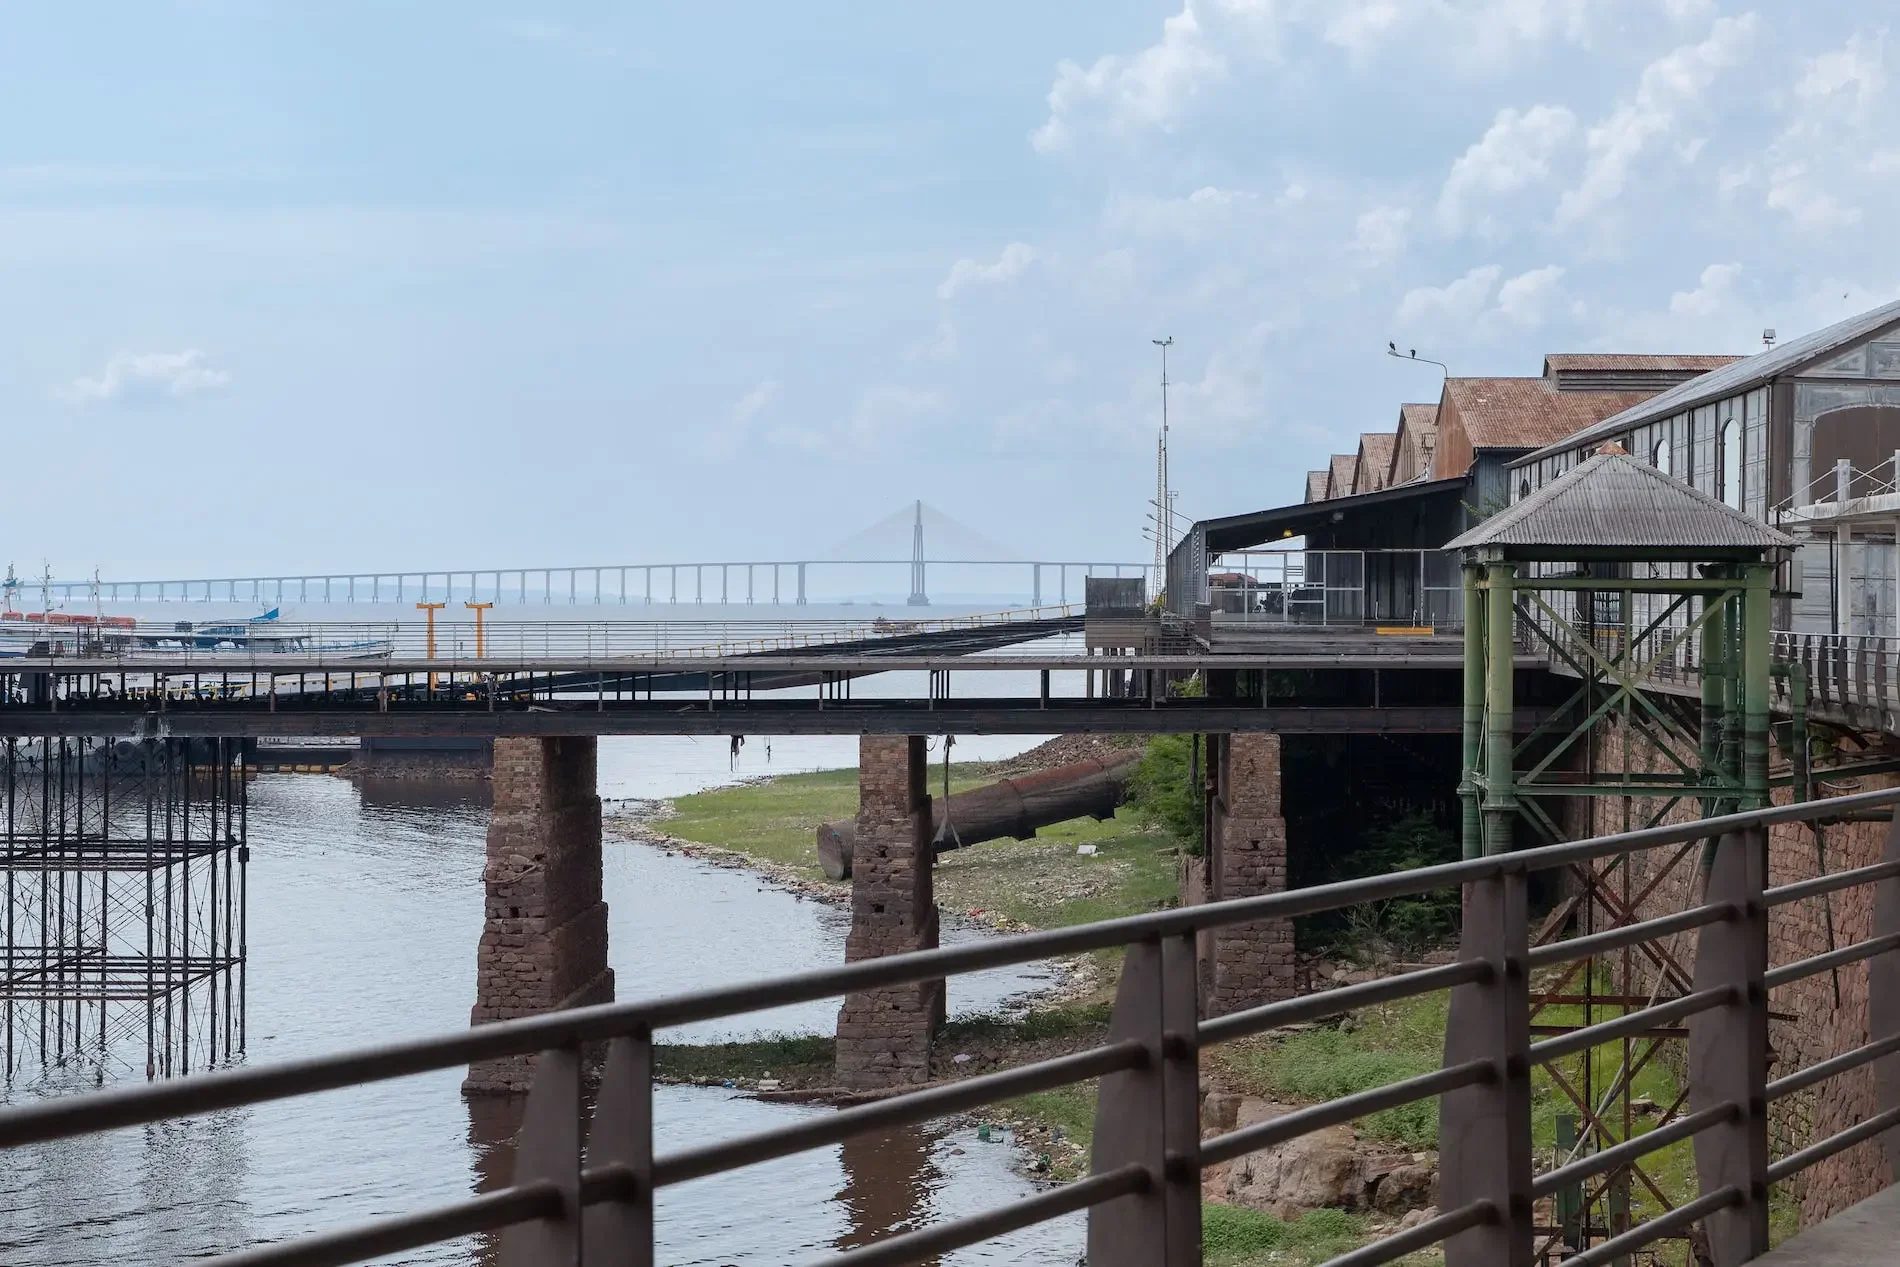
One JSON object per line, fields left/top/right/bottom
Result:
{"left": 1453, "top": 452, "right": 1791, "bottom": 1264}
{"left": 1, "top": 736, "right": 247, "bottom": 1084}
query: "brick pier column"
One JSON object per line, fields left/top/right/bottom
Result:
{"left": 1208, "top": 732, "right": 1295, "bottom": 1014}
{"left": 464, "top": 736, "right": 614, "bottom": 1095}
{"left": 835, "top": 735, "right": 942, "bottom": 1089}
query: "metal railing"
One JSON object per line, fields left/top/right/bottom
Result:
{"left": 5, "top": 790, "right": 1897, "bottom": 1265}
{"left": 0, "top": 607, "right": 1083, "bottom": 669}
{"left": 1775, "top": 452, "right": 1900, "bottom": 520}
{"left": 1206, "top": 550, "right": 1463, "bottom": 630}
{"left": 28, "top": 560, "right": 1151, "bottom": 609}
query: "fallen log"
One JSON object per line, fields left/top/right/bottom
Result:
{"left": 817, "top": 752, "right": 1141, "bottom": 881}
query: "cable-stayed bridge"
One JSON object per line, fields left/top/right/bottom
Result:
{"left": 27, "top": 502, "right": 1149, "bottom": 614}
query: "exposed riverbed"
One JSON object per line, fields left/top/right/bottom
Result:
{"left": 0, "top": 731, "right": 1086, "bottom": 1266}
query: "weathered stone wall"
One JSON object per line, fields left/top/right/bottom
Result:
{"left": 1208, "top": 732, "right": 1296, "bottom": 1015}
{"left": 835, "top": 735, "right": 942, "bottom": 1089}
{"left": 464, "top": 736, "right": 613, "bottom": 1095}
{"left": 1568, "top": 718, "right": 1897, "bottom": 1225}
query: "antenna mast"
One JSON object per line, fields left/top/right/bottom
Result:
{"left": 1152, "top": 336, "right": 1174, "bottom": 597}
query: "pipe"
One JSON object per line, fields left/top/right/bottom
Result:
{"left": 818, "top": 753, "right": 1141, "bottom": 881}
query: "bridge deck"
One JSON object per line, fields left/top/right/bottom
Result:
{"left": 1753, "top": 1185, "right": 1900, "bottom": 1264}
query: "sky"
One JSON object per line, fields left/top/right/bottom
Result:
{"left": 3, "top": 1, "right": 1897, "bottom": 579}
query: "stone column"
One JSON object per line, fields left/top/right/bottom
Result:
{"left": 1209, "top": 731, "right": 1295, "bottom": 1014}
{"left": 464, "top": 736, "right": 613, "bottom": 1095}
{"left": 835, "top": 735, "right": 942, "bottom": 1089}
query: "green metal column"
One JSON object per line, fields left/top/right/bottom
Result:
{"left": 1482, "top": 560, "right": 1517, "bottom": 856}
{"left": 1699, "top": 581, "right": 1726, "bottom": 821}
{"left": 1742, "top": 562, "right": 1773, "bottom": 809}
{"left": 1460, "top": 564, "right": 1485, "bottom": 860}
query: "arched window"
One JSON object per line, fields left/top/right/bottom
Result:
{"left": 1652, "top": 438, "right": 1672, "bottom": 476}
{"left": 1720, "top": 418, "right": 1742, "bottom": 509}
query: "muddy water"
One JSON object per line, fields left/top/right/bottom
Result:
{"left": 0, "top": 732, "right": 1087, "bottom": 1265}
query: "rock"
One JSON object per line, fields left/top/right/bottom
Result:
{"left": 1332, "top": 969, "right": 1353, "bottom": 985}
{"left": 1398, "top": 1206, "right": 1437, "bottom": 1232}
{"left": 1207, "top": 1101, "right": 1361, "bottom": 1220}
{"left": 1631, "top": 1095, "right": 1659, "bottom": 1116}
{"left": 1202, "top": 1091, "right": 1245, "bottom": 1133}
{"left": 1366, "top": 1158, "right": 1436, "bottom": 1213}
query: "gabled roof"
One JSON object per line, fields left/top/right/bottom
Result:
{"left": 1447, "top": 377, "right": 1654, "bottom": 451}
{"left": 1390, "top": 402, "right": 1440, "bottom": 483}
{"left": 1446, "top": 452, "right": 1795, "bottom": 553}
{"left": 1325, "top": 454, "right": 1356, "bottom": 499}
{"left": 1354, "top": 433, "right": 1396, "bottom": 493}
{"left": 1304, "top": 470, "right": 1328, "bottom": 503}
{"left": 1523, "top": 297, "right": 1900, "bottom": 463}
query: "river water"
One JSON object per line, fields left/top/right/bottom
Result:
{"left": 0, "top": 718, "right": 1092, "bottom": 1265}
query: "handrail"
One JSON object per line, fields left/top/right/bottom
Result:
{"left": 6, "top": 785, "right": 1900, "bottom": 1265}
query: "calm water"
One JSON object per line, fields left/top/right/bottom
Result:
{"left": 0, "top": 728, "right": 1086, "bottom": 1265}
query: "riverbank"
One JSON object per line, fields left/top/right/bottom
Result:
{"left": 607, "top": 747, "right": 1455, "bottom": 1265}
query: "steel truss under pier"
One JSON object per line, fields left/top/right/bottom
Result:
{"left": 1, "top": 737, "right": 247, "bottom": 1084}
{"left": 1452, "top": 451, "right": 1795, "bottom": 1263}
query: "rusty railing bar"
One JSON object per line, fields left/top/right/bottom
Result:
{"left": 1315, "top": 1200, "right": 1496, "bottom": 1267}
{"left": 1766, "top": 1104, "right": 1900, "bottom": 1183}
{"left": 1198, "top": 961, "right": 1491, "bottom": 1046}
{"left": 1529, "top": 1101, "right": 1738, "bottom": 1199}
{"left": 1768, "top": 1032, "right": 1900, "bottom": 1102}
{"left": 653, "top": 1041, "right": 1146, "bottom": 1188}
{"left": 1561, "top": 1185, "right": 1743, "bottom": 1267}
{"left": 204, "top": 1181, "right": 561, "bottom": 1267}
{"left": 8, "top": 790, "right": 1900, "bottom": 1155}
{"left": 1528, "top": 986, "right": 1735, "bottom": 1066}
{"left": 1525, "top": 902, "right": 1736, "bottom": 970}
{"left": 1766, "top": 859, "right": 1900, "bottom": 907}
{"left": 1199, "top": 1060, "right": 1495, "bottom": 1169}
{"left": 1765, "top": 931, "right": 1900, "bottom": 990}
{"left": 803, "top": 1162, "right": 1151, "bottom": 1267}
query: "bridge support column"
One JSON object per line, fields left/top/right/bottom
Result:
{"left": 1208, "top": 732, "right": 1295, "bottom": 1015}
{"left": 836, "top": 736, "right": 942, "bottom": 1089}
{"left": 464, "top": 736, "right": 613, "bottom": 1095}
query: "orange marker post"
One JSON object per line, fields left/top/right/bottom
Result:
{"left": 416, "top": 602, "right": 447, "bottom": 692}
{"left": 464, "top": 602, "right": 493, "bottom": 659}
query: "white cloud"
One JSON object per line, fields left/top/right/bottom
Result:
{"left": 1495, "top": 264, "right": 1566, "bottom": 324}
{"left": 1766, "top": 165, "right": 1862, "bottom": 231}
{"left": 1396, "top": 265, "right": 1503, "bottom": 327}
{"left": 1668, "top": 262, "right": 1741, "bottom": 317}
{"left": 1350, "top": 206, "right": 1411, "bottom": 260}
{"left": 1104, "top": 185, "right": 1256, "bottom": 239}
{"left": 937, "top": 242, "right": 1036, "bottom": 301}
{"left": 54, "top": 350, "right": 230, "bottom": 407}
{"left": 908, "top": 318, "right": 959, "bottom": 362}
{"left": 1438, "top": 105, "right": 1577, "bottom": 233}
{"left": 1661, "top": 0, "right": 1714, "bottom": 19}
{"left": 850, "top": 385, "right": 948, "bottom": 445}
{"left": 732, "top": 379, "right": 778, "bottom": 426}
{"left": 1557, "top": 13, "right": 1756, "bottom": 224}
{"left": 1316, "top": 0, "right": 1599, "bottom": 68}
{"left": 1798, "top": 29, "right": 1886, "bottom": 115}
{"left": 1031, "top": 3, "right": 1226, "bottom": 152}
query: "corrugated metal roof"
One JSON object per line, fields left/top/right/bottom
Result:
{"left": 1325, "top": 453, "right": 1356, "bottom": 498}
{"left": 1541, "top": 353, "right": 1742, "bottom": 373}
{"left": 1354, "top": 433, "right": 1396, "bottom": 492}
{"left": 1304, "top": 470, "right": 1328, "bottom": 503}
{"left": 1445, "top": 452, "right": 1795, "bottom": 552}
{"left": 1522, "top": 297, "right": 1900, "bottom": 464}
{"left": 1446, "top": 377, "right": 1655, "bottom": 450}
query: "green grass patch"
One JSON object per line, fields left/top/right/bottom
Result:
{"left": 939, "top": 1001, "right": 1111, "bottom": 1045}
{"left": 1203, "top": 1204, "right": 1368, "bottom": 1265}
{"left": 653, "top": 1034, "right": 833, "bottom": 1083}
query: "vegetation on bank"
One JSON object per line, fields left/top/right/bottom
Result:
{"left": 642, "top": 748, "right": 1797, "bottom": 1257}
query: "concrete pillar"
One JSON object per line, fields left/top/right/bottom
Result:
{"left": 464, "top": 736, "right": 613, "bottom": 1095}
{"left": 835, "top": 736, "right": 942, "bottom": 1089}
{"left": 1208, "top": 732, "right": 1295, "bottom": 1015}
